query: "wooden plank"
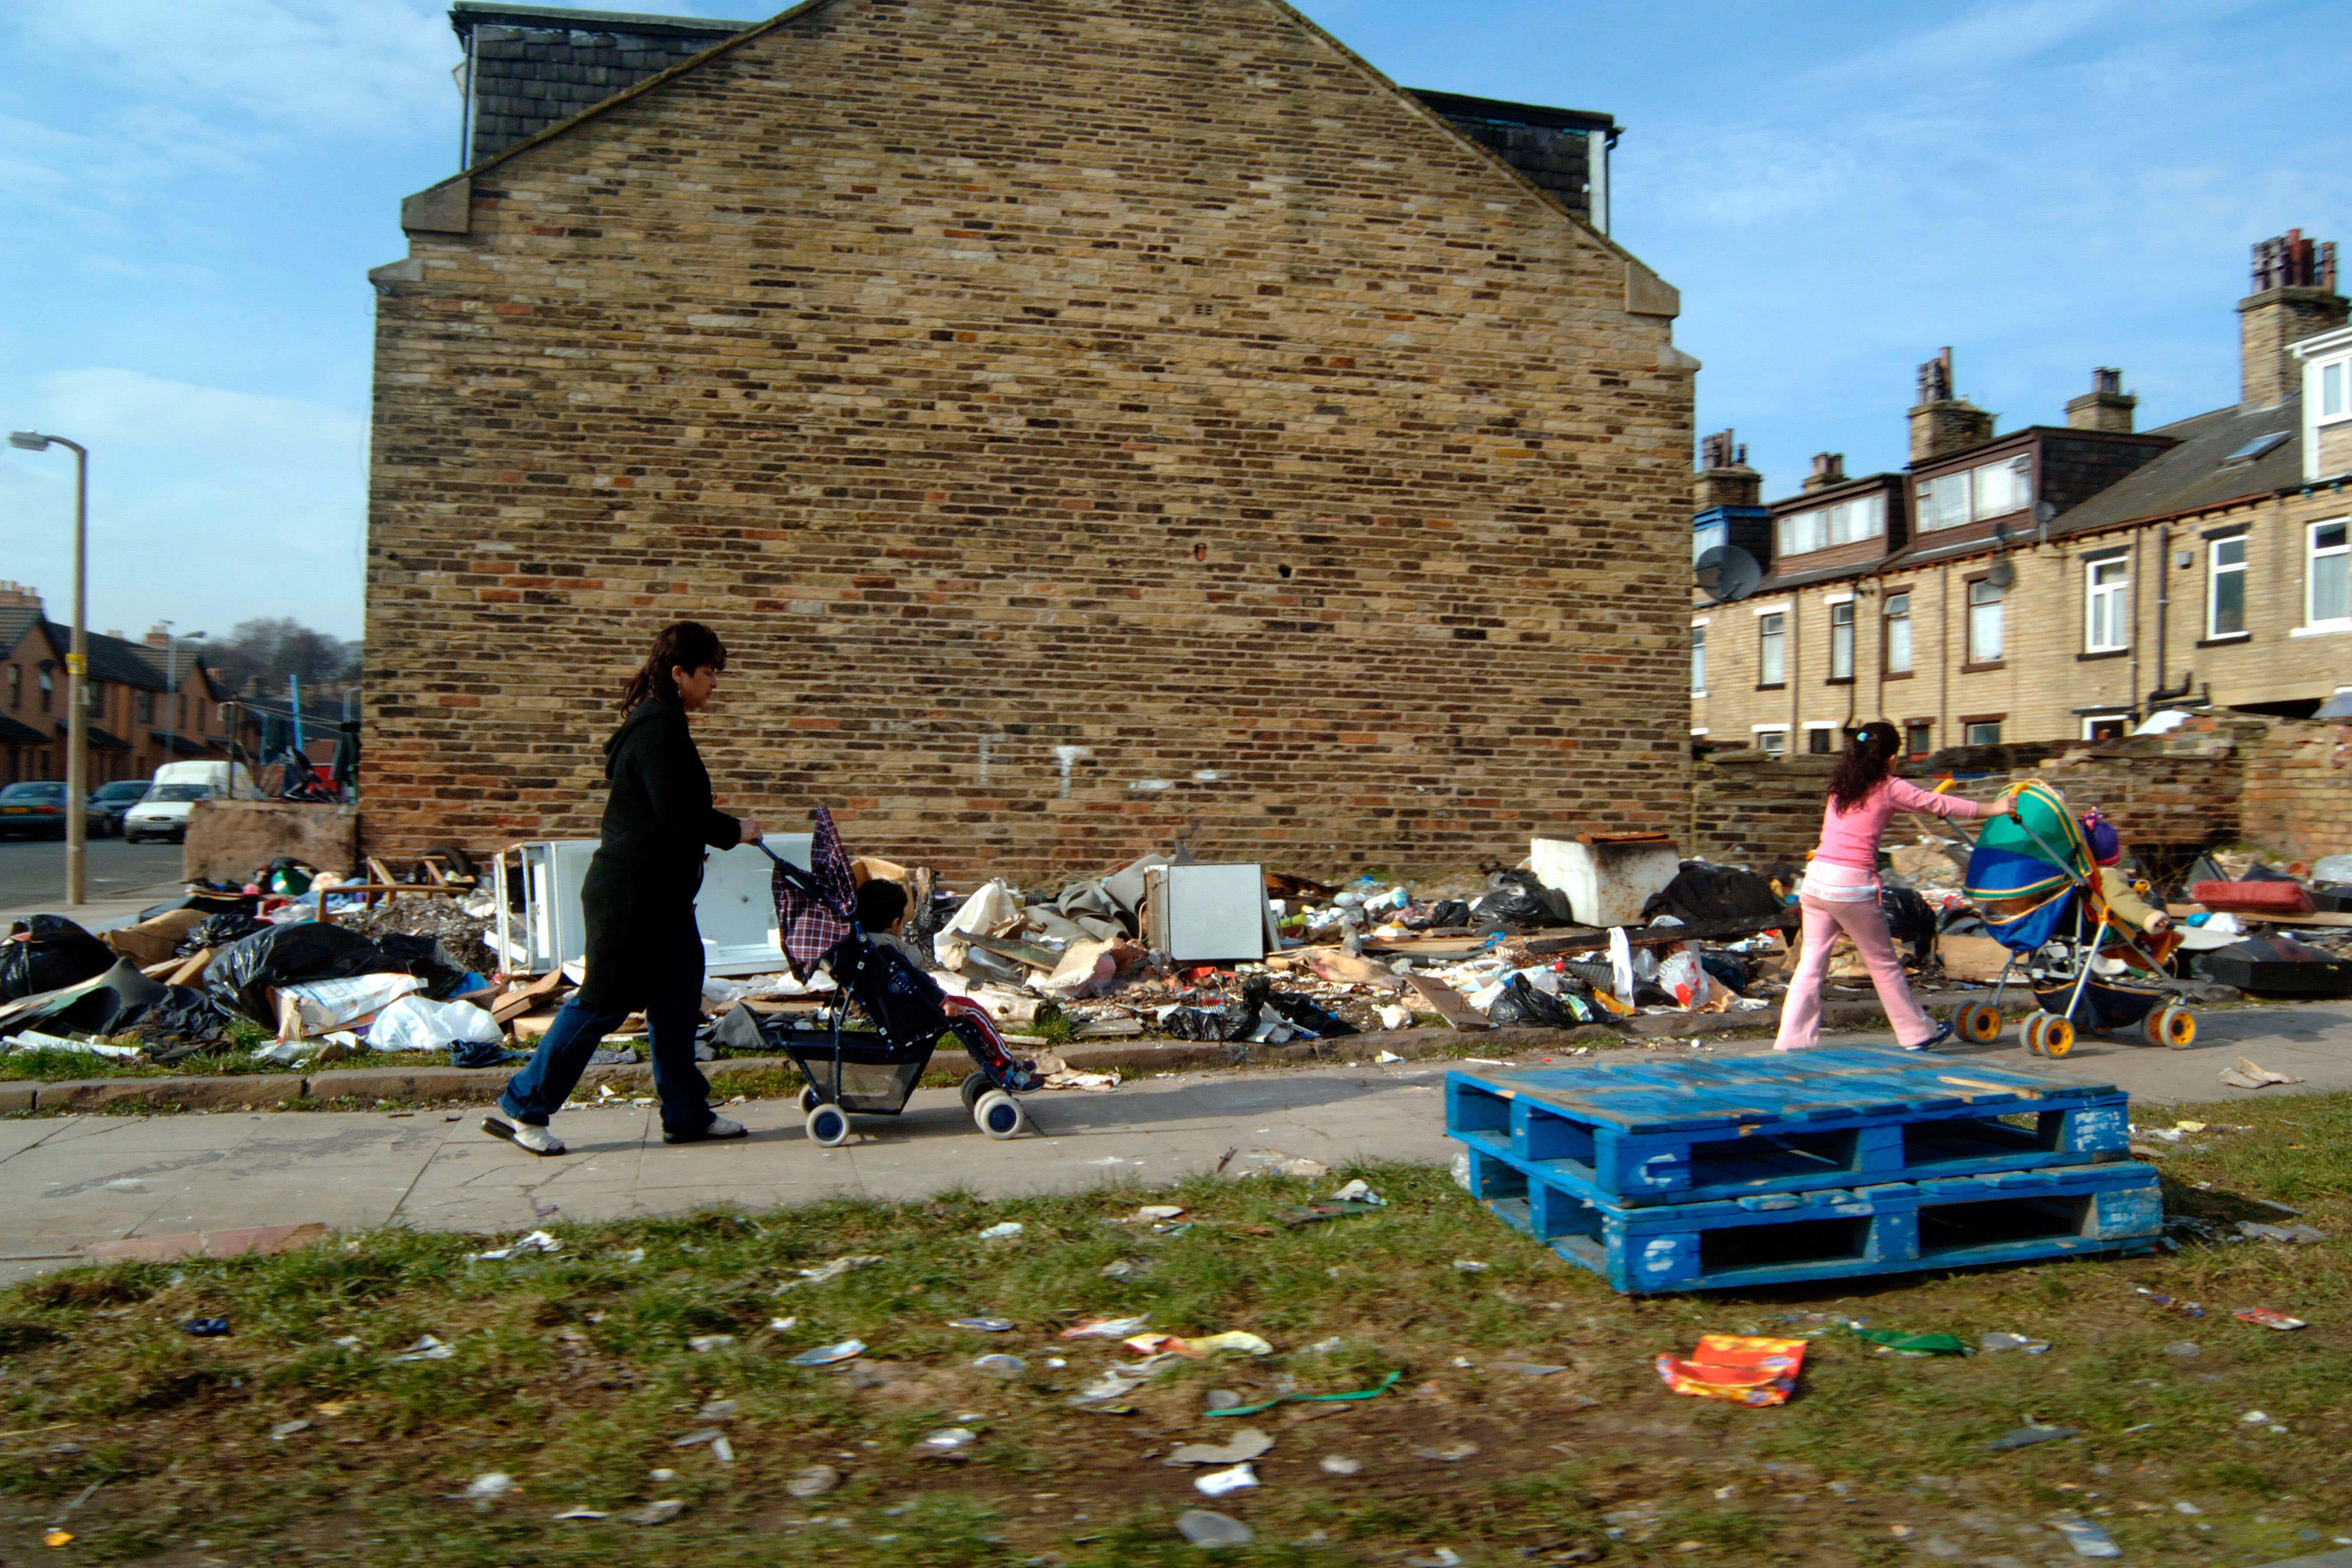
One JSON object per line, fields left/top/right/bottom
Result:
{"left": 490, "top": 968, "right": 568, "bottom": 1025}
{"left": 1406, "top": 973, "right": 1489, "bottom": 1032}
{"left": 166, "top": 948, "right": 214, "bottom": 987}
{"left": 1524, "top": 911, "right": 1794, "bottom": 956}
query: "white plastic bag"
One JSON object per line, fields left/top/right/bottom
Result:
{"left": 370, "top": 994, "right": 506, "bottom": 1054}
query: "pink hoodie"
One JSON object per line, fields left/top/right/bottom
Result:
{"left": 1814, "top": 777, "right": 1991, "bottom": 872}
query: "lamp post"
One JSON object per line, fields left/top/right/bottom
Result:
{"left": 8, "top": 431, "right": 89, "bottom": 906}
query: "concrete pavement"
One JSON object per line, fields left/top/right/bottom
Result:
{"left": 2, "top": 999, "right": 2347, "bottom": 1282}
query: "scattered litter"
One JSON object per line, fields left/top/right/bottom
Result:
{"left": 671, "top": 1427, "right": 727, "bottom": 1449}
{"left": 2237, "top": 1220, "right": 2328, "bottom": 1244}
{"left": 1305, "top": 1337, "right": 1345, "bottom": 1355}
{"left": 1193, "top": 1463, "right": 1258, "bottom": 1497}
{"left": 1406, "top": 1552, "right": 1464, "bottom": 1568}
{"left": 1217, "top": 1147, "right": 1331, "bottom": 1179}
{"left": 43, "top": 1531, "right": 71, "bottom": 1548}
{"left": 456, "top": 1472, "right": 514, "bottom": 1501}
{"left": 269, "top": 1419, "right": 311, "bottom": 1440}
{"left": 2240, "top": 1409, "right": 2271, "bottom": 1424}
{"left": 1138, "top": 1205, "right": 1186, "bottom": 1221}
{"left": 2173, "top": 1500, "right": 2202, "bottom": 1516}
{"left": 976, "top": 1222, "right": 1024, "bottom": 1241}
{"left": 787, "top": 1465, "right": 841, "bottom": 1497}
{"left": 2050, "top": 1514, "right": 2121, "bottom": 1558}
{"left": 2134, "top": 1288, "right": 2205, "bottom": 1319}
{"left": 1205, "top": 1389, "right": 1244, "bottom": 1410}
{"left": 391, "top": 1335, "right": 454, "bottom": 1362}
{"left": 1656, "top": 1336, "right": 1805, "bottom": 1407}
{"left": 697, "top": 1399, "right": 738, "bottom": 1421}
{"left": 1977, "top": 1332, "right": 2050, "bottom": 1355}
{"left": 1320, "top": 1455, "right": 1363, "bottom": 1475}
{"left": 917, "top": 1427, "right": 977, "bottom": 1459}
{"left": 1175, "top": 1509, "right": 1255, "bottom": 1548}
{"left": 973, "top": 1354, "right": 1026, "bottom": 1377}
{"left": 779, "top": 1254, "right": 884, "bottom": 1289}
{"left": 1492, "top": 1362, "right": 1570, "bottom": 1377}
{"left": 331, "top": 1336, "right": 364, "bottom": 1352}
{"left": 2163, "top": 1341, "right": 2202, "bottom": 1358}
{"left": 1329, "top": 1179, "right": 1384, "bottom": 1204}
{"left": 1451, "top": 1259, "right": 1490, "bottom": 1273}
{"left": 687, "top": 1335, "right": 737, "bottom": 1354}
{"left": 1845, "top": 1325, "right": 1969, "bottom": 1356}
{"left": 1166, "top": 1428, "right": 1273, "bottom": 1467}
{"left": 786, "top": 1339, "right": 865, "bottom": 1366}
{"left": 1378, "top": 1005, "right": 1412, "bottom": 1031}
{"left": 2235, "top": 1308, "right": 2308, "bottom": 1331}
{"left": 1206, "top": 1371, "right": 1401, "bottom": 1417}
{"left": 1061, "top": 1316, "right": 1152, "bottom": 1340}
{"left": 552, "top": 1507, "right": 608, "bottom": 1521}
{"left": 623, "top": 1500, "right": 684, "bottom": 1526}
{"left": 182, "top": 1317, "right": 230, "bottom": 1338}
{"left": 1375, "top": 1050, "right": 1404, "bottom": 1064}
{"left": 1988, "top": 1425, "right": 2077, "bottom": 1452}
{"left": 2218, "top": 1056, "right": 2304, "bottom": 1089}
{"left": 470, "top": 1230, "right": 563, "bottom": 1262}
{"left": 1412, "top": 1440, "right": 1479, "bottom": 1462}
{"left": 949, "top": 1315, "right": 1015, "bottom": 1332}
{"left": 1126, "top": 1331, "right": 1273, "bottom": 1358}
{"left": 1101, "top": 1258, "right": 1150, "bottom": 1278}
{"left": 1280, "top": 1200, "right": 1383, "bottom": 1227}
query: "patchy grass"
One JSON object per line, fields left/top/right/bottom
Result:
{"left": 0, "top": 1097, "right": 2346, "bottom": 1565}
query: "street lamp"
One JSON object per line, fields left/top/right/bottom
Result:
{"left": 162, "top": 626, "right": 206, "bottom": 772}
{"left": 9, "top": 431, "right": 90, "bottom": 906}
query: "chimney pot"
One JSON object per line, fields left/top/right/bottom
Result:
{"left": 1909, "top": 347, "right": 1996, "bottom": 462}
{"left": 1801, "top": 452, "right": 1847, "bottom": 493}
{"left": 1692, "top": 428, "right": 1762, "bottom": 510}
{"left": 2240, "top": 230, "right": 2349, "bottom": 408}
{"left": 2066, "top": 367, "right": 2137, "bottom": 433}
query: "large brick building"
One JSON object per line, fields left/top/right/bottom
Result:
{"left": 1691, "top": 231, "right": 2352, "bottom": 757}
{"left": 364, "top": 0, "right": 1695, "bottom": 878}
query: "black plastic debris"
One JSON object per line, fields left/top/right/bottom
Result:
{"left": 1486, "top": 975, "right": 1588, "bottom": 1029}
{"left": 2197, "top": 937, "right": 2352, "bottom": 999}
{"left": 1878, "top": 886, "right": 1939, "bottom": 967}
{"left": 0, "top": 916, "right": 115, "bottom": 1003}
{"left": 1642, "top": 862, "right": 1784, "bottom": 926}
{"left": 204, "top": 923, "right": 436, "bottom": 1024}
{"left": 182, "top": 1317, "right": 231, "bottom": 1338}
{"left": 174, "top": 911, "right": 268, "bottom": 957}
{"left": 1162, "top": 975, "right": 1270, "bottom": 1042}
{"left": 1263, "top": 991, "right": 1358, "bottom": 1038}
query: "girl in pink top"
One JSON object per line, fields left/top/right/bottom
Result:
{"left": 1774, "top": 720, "right": 2012, "bottom": 1052}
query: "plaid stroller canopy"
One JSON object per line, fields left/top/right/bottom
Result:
{"left": 774, "top": 805, "right": 858, "bottom": 981}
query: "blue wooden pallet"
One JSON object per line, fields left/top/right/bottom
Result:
{"left": 1467, "top": 1142, "right": 2164, "bottom": 1298}
{"left": 1446, "top": 1046, "right": 2129, "bottom": 1208}
{"left": 1461, "top": 1142, "right": 2162, "bottom": 1294}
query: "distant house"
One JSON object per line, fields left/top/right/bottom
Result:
{"left": 0, "top": 583, "right": 227, "bottom": 784}
{"left": 1691, "top": 230, "right": 2352, "bottom": 755}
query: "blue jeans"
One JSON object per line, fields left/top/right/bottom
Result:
{"left": 498, "top": 918, "right": 714, "bottom": 1138}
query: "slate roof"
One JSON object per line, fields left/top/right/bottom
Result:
{"left": 0, "top": 607, "right": 43, "bottom": 659}
{"left": 0, "top": 615, "right": 214, "bottom": 696}
{"left": 453, "top": 2, "right": 747, "bottom": 165}
{"left": 0, "top": 715, "right": 45, "bottom": 748}
{"left": 2035, "top": 397, "right": 2303, "bottom": 535}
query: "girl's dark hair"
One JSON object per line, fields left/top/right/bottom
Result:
{"left": 1827, "top": 720, "right": 1902, "bottom": 812}
{"left": 620, "top": 622, "right": 726, "bottom": 712}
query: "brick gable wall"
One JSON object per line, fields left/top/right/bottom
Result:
{"left": 365, "top": 0, "right": 1693, "bottom": 880}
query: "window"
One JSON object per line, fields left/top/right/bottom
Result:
{"left": 1828, "top": 601, "right": 1855, "bottom": 680}
{"left": 1916, "top": 455, "right": 2033, "bottom": 532}
{"left": 1757, "top": 613, "right": 1786, "bottom": 686}
{"left": 139, "top": 690, "right": 155, "bottom": 723}
{"left": 1754, "top": 727, "right": 1788, "bottom": 757}
{"left": 1965, "top": 720, "right": 2003, "bottom": 746}
{"left": 1776, "top": 493, "right": 1886, "bottom": 558}
{"left": 1883, "top": 592, "right": 1913, "bottom": 673}
{"left": 4, "top": 666, "right": 15, "bottom": 709}
{"left": 1690, "top": 625, "right": 1707, "bottom": 695}
{"left": 1806, "top": 725, "right": 1836, "bottom": 754}
{"left": 2320, "top": 358, "right": 2348, "bottom": 422}
{"left": 1692, "top": 520, "right": 1727, "bottom": 562}
{"left": 1905, "top": 721, "right": 1933, "bottom": 759}
{"left": 2083, "top": 714, "right": 2130, "bottom": 741}
{"left": 37, "top": 665, "right": 52, "bottom": 714}
{"left": 2085, "top": 557, "right": 2129, "bottom": 652}
{"left": 2310, "top": 520, "right": 2350, "bottom": 627}
{"left": 177, "top": 694, "right": 188, "bottom": 729}
{"left": 1967, "top": 579, "right": 2005, "bottom": 663}
{"left": 2209, "top": 536, "right": 2247, "bottom": 638}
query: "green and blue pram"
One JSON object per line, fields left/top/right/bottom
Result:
{"left": 1954, "top": 781, "right": 2198, "bottom": 1057}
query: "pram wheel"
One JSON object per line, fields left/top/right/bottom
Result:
{"left": 798, "top": 1085, "right": 822, "bottom": 1115}
{"left": 805, "top": 1104, "right": 852, "bottom": 1147}
{"left": 960, "top": 1072, "right": 991, "bottom": 1112}
{"left": 1952, "top": 1001, "right": 2003, "bottom": 1044}
{"left": 2024, "top": 1013, "right": 2075, "bottom": 1058}
{"left": 2145, "top": 1004, "right": 2197, "bottom": 1050}
{"left": 973, "top": 1089, "right": 1026, "bottom": 1140}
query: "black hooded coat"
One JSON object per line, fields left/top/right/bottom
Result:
{"left": 576, "top": 697, "right": 742, "bottom": 1010}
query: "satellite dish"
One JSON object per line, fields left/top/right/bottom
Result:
{"left": 2033, "top": 500, "right": 2057, "bottom": 525}
{"left": 1987, "top": 558, "right": 2016, "bottom": 590}
{"left": 1694, "top": 545, "right": 1763, "bottom": 605}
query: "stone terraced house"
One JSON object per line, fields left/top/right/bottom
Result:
{"left": 365, "top": 0, "right": 1695, "bottom": 878}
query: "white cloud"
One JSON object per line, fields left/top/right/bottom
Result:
{"left": 3, "top": 370, "right": 365, "bottom": 638}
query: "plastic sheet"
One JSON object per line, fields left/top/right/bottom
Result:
{"left": 175, "top": 911, "right": 268, "bottom": 956}
{"left": 1, "top": 916, "right": 115, "bottom": 1003}
{"left": 370, "top": 994, "right": 507, "bottom": 1054}
{"left": 204, "top": 923, "right": 406, "bottom": 1024}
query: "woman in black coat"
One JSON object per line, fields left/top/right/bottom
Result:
{"left": 487, "top": 622, "right": 763, "bottom": 1156}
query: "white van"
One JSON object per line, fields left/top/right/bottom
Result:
{"left": 123, "top": 760, "right": 261, "bottom": 844}
{"left": 153, "top": 760, "right": 255, "bottom": 796}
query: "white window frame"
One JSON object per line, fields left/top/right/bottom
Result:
{"left": 1903, "top": 720, "right": 1933, "bottom": 758}
{"left": 1690, "top": 622, "right": 1707, "bottom": 696}
{"left": 1967, "top": 578, "right": 2005, "bottom": 663}
{"left": 2084, "top": 556, "right": 2130, "bottom": 652}
{"left": 1803, "top": 720, "right": 1839, "bottom": 755}
{"left": 1826, "top": 597, "right": 1855, "bottom": 680}
{"left": 2296, "top": 517, "right": 2352, "bottom": 635}
{"left": 1915, "top": 456, "right": 2033, "bottom": 533}
{"left": 1964, "top": 719, "right": 2003, "bottom": 746}
{"left": 2207, "top": 535, "right": 2248, "bottom": 640}
{"left": 1692, "top": 519, "right": 1727, "bottom": 563}
{"left": 2081, "top": 713, "right": 2132, "bottom": 741}
{"left": 1882, "top": 590, "right": 1913, "bottom": 674}
{"left": 1752, "top": 725, "right": 1789, "bottom": 757}
{"left": 1757, "top": 612, "right": 1787, "bottom": 686}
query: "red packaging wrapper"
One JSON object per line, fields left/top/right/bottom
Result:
{"left": 1656, "top": 1335, "right": 1807, "bottom": 1407}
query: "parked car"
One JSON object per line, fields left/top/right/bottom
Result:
{"left": 91, "top": 779, "right": 152, "bottom": 837}
{"left": 123, "top": 783, "right": 217, "bottom": 845}
{"left": 0, "top": 781, "right": 111, "bottom": 841}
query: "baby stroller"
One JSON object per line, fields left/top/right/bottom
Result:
{"left": 1954, "top": 780, "right": 2198, "bottom": 1058}
{"left": 759, "top": 807, "right": 1039, "bottom": 1148}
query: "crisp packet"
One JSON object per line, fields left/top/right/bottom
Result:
{"left": 2234, "top": 1308, "right": 2308, "bottom": 1331}
{"left": 1656, "top": 1335, "right": 1807, "bottom": 1407}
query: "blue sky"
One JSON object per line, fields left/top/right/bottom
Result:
{"left": 3, "top": 0, "right": 2345, "bottom": 642}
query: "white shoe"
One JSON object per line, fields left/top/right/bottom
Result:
{"left": 484, "top": 1116, "right": 566, "bottom": 1156}
{"left": 663, "top": 1114, "right": 747, "bottom": 1146}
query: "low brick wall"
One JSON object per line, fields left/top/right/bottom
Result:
{"left": 1688, "top": 751, "right": 1835, "bottom": 868}
{"left": 2240, "top": 720, "right": 2352, "bottom": 864}
{"left": 184, "top": 801, "right": 360, "bottom": 883}
{"left": 2011, "top": 721, "right": 2252, "bottom": 854}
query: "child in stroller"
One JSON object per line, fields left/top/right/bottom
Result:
{"left": 1955, "top": 781, "right": 2198, "bottom": 1058}
{"left": 761, "top": 808, "right": 1040, "bottom": 1147}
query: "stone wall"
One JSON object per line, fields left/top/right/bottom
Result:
{"left": 363, "top": 0, "right": 1694, "bottom": 883}
{"left": 2011, "top": 721, "right": 2251, "bottom": 855}
{"left": 186, "top": 801, "right": 360, "bottom": 883}
{"left": 2239, "top": 720, "right": 2352, "bottom": 863}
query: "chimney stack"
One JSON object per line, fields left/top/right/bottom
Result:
{"left": 2239, "top": 230, "right": 2347, "bottom": 409}
{"left": 1802, "top": 452, "right": 1847, "bottom": 493}
{"left": 2065, "top": 367, "right": 2136, "bottom": 433}
{"left": 1692, "top": 428, "right": 1762, "bottom": 510}
{"left": 1908, "top": 347, "right": 1996, "bottom": 462}
{"left": 0, "top": 581, "right": 42, "bottom": 612}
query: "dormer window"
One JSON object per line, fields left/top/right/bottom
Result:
{"left": 1777, "top": 492, "right": 1884, "bottom": 557}
{"left": 1917, "top": 454, "right": 2031, "bottom": 531}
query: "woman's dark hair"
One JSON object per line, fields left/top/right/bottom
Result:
{"left": 619, "top": 622, "right": 726, "bottom": 712}
{"left": 855, "top": 878, "right": 909, "bottom": 932}
{"left": 1827, "top": 720, "right": 1902, "bottom": 812}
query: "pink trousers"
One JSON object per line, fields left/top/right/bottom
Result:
{"left": 1773, "top": 893, "right": 1935, "bottom": 1051}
